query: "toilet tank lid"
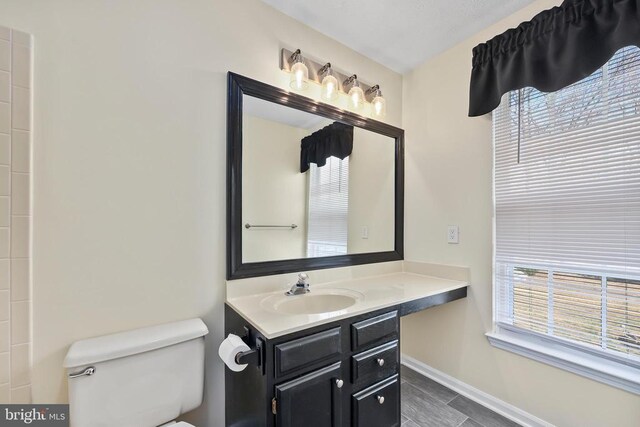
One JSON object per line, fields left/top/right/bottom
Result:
{"left": 63, "top": 318, "right": 209, "bottom": 368}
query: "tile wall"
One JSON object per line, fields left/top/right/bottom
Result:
{"left": 0, "top": 25, "right": 32, "bottom": 404}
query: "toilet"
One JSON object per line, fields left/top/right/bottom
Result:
{"left": 63, "top": 318, "right": 209, "bottom": 427}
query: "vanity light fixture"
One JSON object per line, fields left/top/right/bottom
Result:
{"left": 367, "top": 85, "right": 387, "bottom": 119}
{"left": 289, "top": 49, "right": 309, "bottom": 91}
{"left": 344, "top": 74, "right": 365, "bottom": 111}
{"left": 319, "top": 63, "right": 339, "bottom": 102}
{"left": 279, "top": 48, "right": 389, "bottom": 119}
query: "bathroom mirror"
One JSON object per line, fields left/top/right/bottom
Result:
{"left": 227, "top": 72, "right": 404, "bottom": 279}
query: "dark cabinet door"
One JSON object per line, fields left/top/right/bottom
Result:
{"left": 275, "top": 361, "right": 343, "bottom": 427}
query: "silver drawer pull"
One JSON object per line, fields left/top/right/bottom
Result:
{"left": 376, "top": 358, "right": 385, "bottom": 367}
{"left": 69, "top": 366, "right": 95, "bottom": 379}
{"left": 335, "top": 379, "right": 344, "bottom": 389}
{"left": 376, "top": 395, "right": 385, "bottom": 404}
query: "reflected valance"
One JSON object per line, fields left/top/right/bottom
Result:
{"left": 300, "top": 122, "right": 353, "bottom": 173}
{"left": 469, "top": 0, "right": 640, "bottom": 117}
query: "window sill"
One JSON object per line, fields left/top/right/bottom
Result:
{"left": 486, "top": 329, "right": 640, "bottom": 395}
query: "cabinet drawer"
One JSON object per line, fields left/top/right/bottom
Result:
{"left": 351, "top": 340, "right": 398, "bottom": 384}
{"left": 275, "top": 327, "right": 341, "bottom": 377}
{"left": 352, "top": 375, "right": 400, "bottom": 427}
{"left": 351, "top": 311, "right": 398, "bottom": 350}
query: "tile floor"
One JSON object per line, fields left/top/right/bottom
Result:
{"left": 401, "top": 365, "right": 521, "bottom": 427}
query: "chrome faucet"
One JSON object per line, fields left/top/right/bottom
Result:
{"left": 285, "top": 273, "right": 310, "bottom": 296}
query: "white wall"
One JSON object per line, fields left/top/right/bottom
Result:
{"left": 401, "top": 1, "right": 640, "bottom": 426}
{"left": 0, "top": 1, "right": 402, "bottom": 425}
{"left": 242, "top": 114, "right": 310, "bottom": 262}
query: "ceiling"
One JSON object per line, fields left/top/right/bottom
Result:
{"left": 244, "top": 95, "right": 332, "bottom": 130}
{"left": 261, "top": 0, "right": 536, "bottom": 73}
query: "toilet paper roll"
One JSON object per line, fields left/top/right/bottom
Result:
{"left": 218, "top": 333, "right": 251, "bottom": 372}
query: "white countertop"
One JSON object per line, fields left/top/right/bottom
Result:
{"left": 226, "top": 272, "right": 468, "bottom": 339}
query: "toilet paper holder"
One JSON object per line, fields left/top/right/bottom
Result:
{"left": 235, "top": 326, "right": 265, "bottom": 372}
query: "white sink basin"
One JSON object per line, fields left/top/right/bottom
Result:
{"left": 261, "top": 289, "right": 364, "bottom": 315}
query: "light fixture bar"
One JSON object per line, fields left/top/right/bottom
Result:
{"left": 279, "top": 48, "right": 376, "bottom": 95}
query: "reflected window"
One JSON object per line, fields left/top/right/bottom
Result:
{"left": 307, "top": 156, "right": 349, "bottom": 257}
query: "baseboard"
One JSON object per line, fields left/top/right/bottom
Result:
{"left": 401, "top": 354, "right": 554, "bottom": 427}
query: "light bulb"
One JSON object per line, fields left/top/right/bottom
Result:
{"left": 348, "top": 84, "right": 365, "bottom": 111}
{"left": 371, "top": 92, "right": 386, "bottom": 119}
{"left": 290, "top": 55, "right": 309, "bottom": 91}
{"left": 321, "top": 74, "right": 338, "bottom": 101}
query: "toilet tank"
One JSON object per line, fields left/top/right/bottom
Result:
{"left": 64, "top": 318, "right": 209, "bottom": 427}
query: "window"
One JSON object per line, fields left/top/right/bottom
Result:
{"left": 307, "top": 156, "right": 349, "bottom": 257}
{"left": 490, "top": 46, "right": 640, "bottom": 392}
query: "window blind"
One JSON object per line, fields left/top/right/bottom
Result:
{"left": 494, "top": 46, "right": 640, "bottom": 361}
{"left": 307, "top": 156, "right": 349, "bottom": 257}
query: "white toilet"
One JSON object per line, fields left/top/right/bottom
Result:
{"left": 63, "top": 318, "right": 209, "bottom": 427}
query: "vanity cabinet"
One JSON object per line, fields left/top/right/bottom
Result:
{"left": 224, "top": 283, "right": 467, "bottom": 427}
{"left": 225, "top": 305, "right": 402, "bottom": 427}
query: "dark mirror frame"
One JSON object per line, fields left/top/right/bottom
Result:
{"left": 227, "top": 72, "right": 404, "bottom": 280}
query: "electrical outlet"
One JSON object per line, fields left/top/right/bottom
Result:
{"left": 447, "top": 225, "right": 459, "bottom": 244}
{"left": 361, "top": 226, "right": 369, "bottom": 239}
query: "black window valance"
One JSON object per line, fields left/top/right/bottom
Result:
{"left": 469, "top": 0, "right": 640, "bottom": 117}
{"left": 300, "top": 122, "right": 353, "bottom": 173}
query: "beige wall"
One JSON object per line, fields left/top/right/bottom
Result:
{"left": 401, "top": 1, "right": 640, "bottom": 426}
{"left": 347, "top": 127, "right": 395, "bottom": 253}
{"left": 2, "top": 0, "right": 635, "bottom": 425}
{"left": 0, "top": 1, "right": 402, "bottom": 425}
{"left": 242, "top": 114, "right": 310, "bottom": 262}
